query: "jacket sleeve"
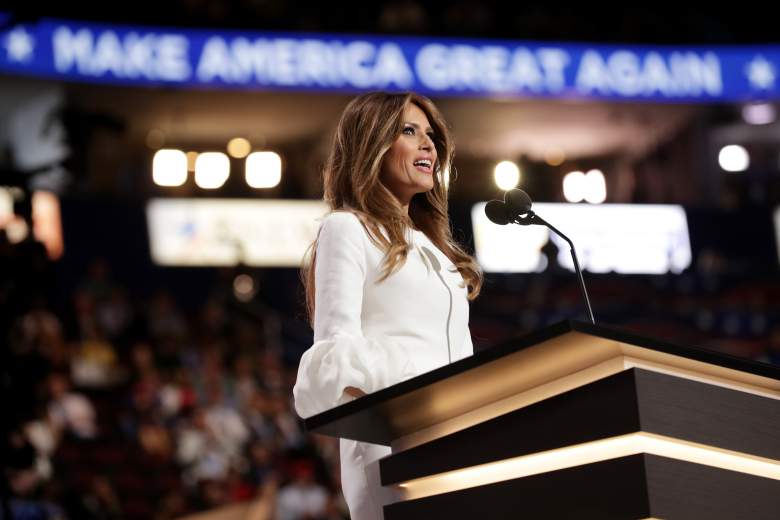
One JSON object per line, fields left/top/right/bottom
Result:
{"left": 292, "top": 212, "right": 418, "bottom": 419}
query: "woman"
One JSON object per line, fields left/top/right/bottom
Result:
{"left": 293, "top": 91, "right": 483, "bottom": 520}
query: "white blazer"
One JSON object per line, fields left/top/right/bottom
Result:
{"left": 293, "top": 210, "right": 473, "bottom": 519}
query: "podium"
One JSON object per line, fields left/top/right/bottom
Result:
{"left": 302, "top": 321, "right": 780, "bottom": 519}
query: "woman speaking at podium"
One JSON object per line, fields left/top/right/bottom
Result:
{"left": 293, "top": 91, "right": 483, "bottom": 520}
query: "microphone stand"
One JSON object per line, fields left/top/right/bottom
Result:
{"left": 515, "top": 211, "right": 596, "bottom": 325}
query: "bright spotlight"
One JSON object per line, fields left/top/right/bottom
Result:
{"left": 718, "top": 145, "right": 749, "bottom": 172}
{"left": 246, "top": 151, "right": 282, "bottom": 189}
{"left": 563, "top": 170, "right": 586, "bottom": 202}
{"left": 195, "top": 152, "right": 230, "bottom": 189}
{"left": 494, "top": 161, "right": 520, "bottom": 191}
{"left": 152, "top": 149, "right": 187, "bottom": 187}
{"left": 584, "top": 169, "right": 607, "bottom": 204}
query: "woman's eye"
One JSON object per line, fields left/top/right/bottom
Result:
{"left": 403, "top": 126, "right": 414, "bottom": 135}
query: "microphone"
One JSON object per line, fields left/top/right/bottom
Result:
{"left": 485, "top": 200, "right": 512, "bottom": 225}
{"left": 485, "top": 189, "right": 596, "bottom": 325}
{"left": 505, "top": 188, "right": 532, "bottom": 216}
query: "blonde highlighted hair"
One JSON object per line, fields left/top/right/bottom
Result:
{"left": 301, "top": 91, "right": 483, "bottom": 326}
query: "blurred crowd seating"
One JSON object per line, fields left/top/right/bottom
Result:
{"left": 2, "top": 229, "right": 778, "bottom": 519}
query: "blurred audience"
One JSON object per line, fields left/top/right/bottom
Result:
{"left": 2, "top": 232, "right": 777, "bottom": 519}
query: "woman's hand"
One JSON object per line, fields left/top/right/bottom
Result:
{"left": 344, "top": 386, "right": 366, "bottom": 398}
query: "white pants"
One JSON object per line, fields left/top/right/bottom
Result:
{"left": 340, "top": 438, "right": 403, "bottom": 520}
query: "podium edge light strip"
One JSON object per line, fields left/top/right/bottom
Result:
{"left": 395, "top": 432, "right": 780, "bottom": 501}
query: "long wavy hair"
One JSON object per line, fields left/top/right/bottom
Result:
{"left": 301, "top": 91, "right": 483, "bottom": 327}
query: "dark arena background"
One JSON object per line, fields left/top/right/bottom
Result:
{"left": 2, "top": 4, "right": 779, "bottom": 519}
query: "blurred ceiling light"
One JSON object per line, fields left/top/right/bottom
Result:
{"left": 718, "top": 144, "right": 749, "bottom": 172}
{"left": 741, "top": 102, "right": 777, "bottom": 125}
{"left": 583, "top": 169, "right": 607, "bottom": 204}
{"left": 246, "top": 151, "right": 282, "bottom": 188}
{"left": 233, "top": 274, "right": 257, "bottom": 302}
{"left": 494, "top": 161, "right": 520, "bottom": 191}
{"left": 152, "top": 149, "right": 188, "bottom": 187}
{"left": 563, "top": 170, "right": 586, "bottom": 202}
{"left": 544, "top": 147, "right": 566, "bottom": 166}
{"left": 186, "top": 151, "right": 198, "bottom": 172}
{"left": 146, "top": 128, "right": 166, "bottom": 149}
{"left": 227, "top": 137, "right": 252, "bottom": 158}
{"left": 195, "top": 152, "right": 230, "bottom": 189}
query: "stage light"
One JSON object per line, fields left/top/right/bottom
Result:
{"left": 195, "top": 152, "right": 230, "bottom": 189}
{"left": 544, "top": 147, "right": 566, "bottom": 166}
{"left": 246, "top": 151, "right": 282, "bottom": 188}
{"left": 583, "top": 169, "right": 607, "bottom": 204}
{"left": 227, "top": 137, "right": 252, "bottom": 158}
{"left": 494, "top": 161, "right": 520, "bottom": 191}
{"left": 741, "top": 102, "right": 776, "bottom": 125}
{"left": 563, "top": 170, "right": 586, "bottom": 202}
{"left": 718, "top": 145, "right": 749, "bottom": 172}
{"left": 152, "top": 149, "right": 187, "bottom": 187}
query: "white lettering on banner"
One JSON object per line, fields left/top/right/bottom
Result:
{"left": 506, "top": 48, "right": 544, "bottom": 91}
{"left": 53, "top": 27, "right": 93, "bottom": 74}
{"left": 671, "top": 52, "right": 723, "bottom": 95}
{"left": 415, "top": 44, "right": 449, "bottom": 89}
{"left": 576, "top": 49, "right": 722, "bottom": 97}
{"left": 298, "top": 40, "right": 343, "bottom": 86}
{"left": 416, "top": 43, "right": 571, "bottom": 93}
{"left": 450, "top": 45, "right": 482, "bottom": 89}
{"left": 45, "top": 26, "right": 733, "bottom": 99}
{"left": 536, "top": 48, "right": 569, "bottom": 91}
{"left": 92, "top": 31, "right": 124, "bottom": 77}
{"left": 152, "top": 35, "right": 190, "bottom": 80}
{"left": 197, "top": 37, "right": 237, "bottom": 82}
{"left": 52, "top": 26, "right": 190, "bottom": 80}
{"left": 272, "top": 38, "right": 297, "bottom": 85}
{"left": 344, "top": 41, "right": 375, "bottom": 87}
{"left": 372, "top": 43, "right": 413, "bottom": 88}
{"left": 482, "top": 46, "right": 510, "bottom": 89}
{"left": 196, "top": 37, "right": 412, "bottom": 87}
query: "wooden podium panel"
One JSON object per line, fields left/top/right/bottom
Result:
{"left": 383, "top": 454, "right": 780, "bottom": 520}
{"left": 380, "top": 368, "right": 780, "bottom": 486}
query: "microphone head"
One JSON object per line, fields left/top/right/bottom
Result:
{"left": 505, "top": 189, "right": 533, "bottom": 216}
{"left": 485, "top": 200, "right": 511, "bottom": 225}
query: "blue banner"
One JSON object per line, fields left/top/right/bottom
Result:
{"left": 1, "top": 16, "right": 779, "bottom": 102}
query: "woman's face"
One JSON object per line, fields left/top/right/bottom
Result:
{"left": 380, "top": 102, "right": 438, "bottom": 207}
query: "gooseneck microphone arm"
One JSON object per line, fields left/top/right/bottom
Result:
{"left": 514, "top": 211, "right": 595, "bottom": 325}
{"left": 486, "top": 189, "right": 596, "bottom": 325}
